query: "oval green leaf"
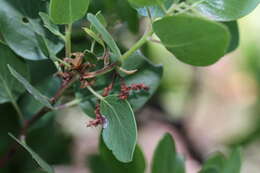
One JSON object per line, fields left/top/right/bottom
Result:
{"left": 153, "top": 14, "right": 230, "bottom": 66}
{"left": 222, "top": 148, "right": 241, "bottom": 173}
{"left": 199, "top": 153, "right": 226, "bottom": 173}
{"left": 128, "top": 0, "right": 157, "bottom": 7}
{"left": 199, "top": 148, "right": 241, "bottom": 173}
{"left": 39, "top": 12, "right": 65, "bottom": 41}
{"left": 87, "top": 13, "right": 121, "bottom": 57}
{"left": 97, "top": 138, "right": 146, "bottom": 173}
{"left": 223, "top": 21, "right": 239, "bottom": 53}
{"left": 100, "top": 95, "right": 137, "bottom": 163}
{"left": 50, "top": 0, "right": 90, "bottom": 24}
{"left": 83, "top": 27, "right": 105, "bottom": 48}
{"left": 0, "top": 0, "right": 63, "bottom": 60}
{"left": 152, "top": 133, "right": 185, "bottom": 173}
{"left": 188, "top": 0, "right": 260, "bottom": 21}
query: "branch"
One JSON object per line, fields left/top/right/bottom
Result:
{"left": 121, "top": 29, "right": 153, "bottom": 60}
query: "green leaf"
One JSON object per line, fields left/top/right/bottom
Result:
{"left": 87, "top": 12, "right": 107, "bottom": 46}
{"left": 94, "top": 11, "right": 108, "bottom": 28}
{"left": 87, "top": 13, "right": 121, "bottom": 57}
{"left": 199, "top": 168, "right": 219, "bottom": 173}
{"left": 0, "top": 0, "right": 63, "bottom": 60}
{"left": 100, "top": 95, "right": 137, "bottom": 163}
{"left": 26, "top": 117, "right": 73, "bottom": 166}
{"left": 98, "top": 138, "right": 146, "bottom": 173}
{"left": 199, "top": 153, "right": 226, "bottom": 173}
{"left": 50, "top": 0, "right": 90, "bottom": 24}
{"left": 83, "top": 27, "right": 105, "bottom": 48}
{"left": 152, "top": 133, "right": 185, "bottom": 173}
{"left": 199, "top": 148, "right": 242, "bottom": 173}
{"left": 8, "top": 65, "right": 53, "bottom": 109}
{"left": 222, "top": 148, "right": 241, "bottom": 173}
{"left": 35, "top": 33, "right": 53, "bottom": 58}
{"left": 88, "top": 140, "right": 146, "bottom": 173}
{"left": 153, "top": 14, "right": 230, "bottom": 66}
{"left": 0, "top": 43, "right": 30, "bottom": 104}
{"left": 39, "top": 12, "right": 65, "bottom": 41}
{"left": 19, "top": 76, "right": 61, "bottom": 129}
{"left": 188, "top": 0, "right": 260, "bottom": 21}
{"left": 88, "top": 155, "right": 111, "bottom": 173}
{"left": 35, "top": 31, "right": 65, "bottom": 65}
{"left": 137, "top": 0, "right": 179, "bottom": 17}
{"left": 223, "top": 21, "right": 239, "bottom": 53}
{"left": 128, "top": 0, "right": 157, "bottom": 7}
{"left": 9, "top": 133, "right": 55, "bottom": 173}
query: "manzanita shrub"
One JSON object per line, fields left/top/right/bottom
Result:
{"left": 0, "top": 0, "right": 259, "bottom": 172}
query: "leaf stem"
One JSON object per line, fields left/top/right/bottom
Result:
{"left": 65, "top": 24, "right": 72, "bottom": 57}
{"left": 87, "top": 85, "right": 104, "bottom": 100}
{"left": 121, "top": 30, "right": 153, "bottom": 60}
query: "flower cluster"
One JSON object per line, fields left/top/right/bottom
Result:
{"left": 87, "top": 104, "right": 106, "bottom": 127}
{"left": 119, "top": 83, "right": 149, "bottom": 100}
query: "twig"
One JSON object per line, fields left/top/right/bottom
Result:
{"left": 20, "top": 107, "right": 51, "bottom": 137}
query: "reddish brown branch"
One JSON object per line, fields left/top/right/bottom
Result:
{"left": 20, "top": 107, "right": 51, "bottom": 136}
